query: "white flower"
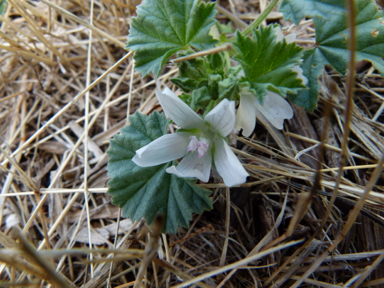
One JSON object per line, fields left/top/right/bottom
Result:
{"left": 132, "top": 87, "right": 249, "bottom": 187}
{"left": 235, "top": 26, "right": 308, "bottom": 137}
{"left": 274, "top": 26, "right": 296, "bottom": 44}
{"left": 235, "top": 89, "right": 294, "bottom": 136}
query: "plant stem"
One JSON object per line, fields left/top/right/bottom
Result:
{"left": 241, "top": 0, "right": 280, "bottom": 36}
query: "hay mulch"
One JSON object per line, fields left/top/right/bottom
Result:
{"left": 1, "top": 0, "right": 384, "bottom": 287}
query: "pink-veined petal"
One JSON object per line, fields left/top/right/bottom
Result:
{"left": 156, "top": 87, "right": 206, "bottom": 130}
{"left": 235, "top": 93, "right": 257, "bottom": 137}
{"left": 187, "top": 136, "right": 198, "bottom": 152}
{"left": 132, "top": 132, "right": 191, "bottom": 167}
{"left": 204, "top": 99, "right": 236, "bottom": 137}
{"left": 213, "top": 138, "right": 248, "bottom": 187}
{"left": 255, "top": 91, "right": 293, "bottom": 130}
{"left": 197, "top": 138, "right": 209, "bottom": 158}
{"left": 166, "top": 150, "right": 212, "bottom": 182}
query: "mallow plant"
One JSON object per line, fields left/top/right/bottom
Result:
{"left": 133, "top": 87, "right": 249, "bottom": 187}
{"left": 107, "top": 0, "right": 384, "bottom": 233}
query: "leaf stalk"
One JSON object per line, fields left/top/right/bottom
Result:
{"left": 241, "top": 0, "right": 280, "bottom": 35}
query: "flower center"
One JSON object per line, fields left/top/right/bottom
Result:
{"left": 187, "top": 136, "right": 210, "bottom": 158}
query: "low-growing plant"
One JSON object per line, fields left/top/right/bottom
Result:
{"left": 107, "top": 0, "right": 384, "bottom": 233}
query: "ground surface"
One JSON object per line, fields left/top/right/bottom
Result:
{"left": 1, "top": 0, "right": 384, "bottom": 287}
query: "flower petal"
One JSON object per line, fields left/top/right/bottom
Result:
{"left": 156, "top": 87, "right": 206, "bottom": 130}
{"left": 166, "top": 150, "right": 212, "bottom": 182}
{"left": 204, "top": 99, "right": 236, "bottom": 137}
{"left": 255, "top": 91, "right": 293, "bottom": 130}
{"left": 132, "top": 132, "right": 191, "bottom": 167}
{"left": 285, "top": 33, "right": 296, "bottom": 44}
{"left": 274, "top": 26, "right": 284, "bottom": 42}
{"left": 213, "top": 138, "right": 249, "bottom": 187}
{"left": 292, "top": 65, "right": 308, "bottom": 85}
{"left": 274, "top": 26, "right": 296, "bottom": 43}
{"left": 235, "top": 93, "right": 257, "bottom": 137}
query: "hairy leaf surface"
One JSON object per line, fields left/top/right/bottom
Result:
{"left": 107, "top": 112, "right": 212, "bottom": 233}
{"left": 126, "top": 0, "right": 217, "bottom": 76}
{"left": 233, "top": 25, "right": 306, "bottom": 101}
{"left": 279, "top": 0, "right": 345, "bottom": 25}
{"left": 290, "top": 0, "right": 384, "bottom": 111}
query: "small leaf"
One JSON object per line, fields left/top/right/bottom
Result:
{"left": 290, "top": 0, "right": 384, "bottom": 111}
{"left": 233, "top": 25, "right": 306, "bottom": 101}
{"left": 171, "top": 53, "right": 208, "bottom": 92}
{"left": 171, "top": 51, "right": 238, "bottom": 110}
{"left": 207, "top": 52, "right": 225, "bottom": 73}
{"left": 107, "top": 112, "right": 212, "bottom": 233}
{"left": 183, "top": 86, "right": 212, "bottom": 111}
{"left": 207, "top": 74, "right": 222, "bottom": 98}
{"left": 126, "top": 0, "right": 218, "bottom": 76}
{"left": 179, "top": 52, "right": 208, "bottom": 79}
{"left": 279, "top": 0, "right": 345, "bottom": 25}
{"left": 288, "top": 49, "right": 320, "bottom": 110}
{"left": 170, "top": 77, "right": 202, "bottom": 93}
{"left": 218, "top": 75, "right": 240, "bottom": 100}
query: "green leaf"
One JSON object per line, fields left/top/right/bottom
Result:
{"left": 207, "top": 74, "right": 222, "bottom": 98}
{"left": 233, "top": 25, "right": 306, "bottom": 101}
{"left": 170, "top": 77, "right": 203, "bottom": 93}
{"left": 207, "top": 52, "right": 225, "bottom": 73}
{"left": 218, "top": 75, "right": 239, "bottom": 100}
{"left": 289, "top": 0, "right": 384, "bottom": 111}
{"left": 170, "top": 52, "right": 209, "bottom": 92}
{"left": 180, "top": 87, "right": 212, "bottom": 111}
{"left": 172, "top": 54, "right": 239, "bottom": 107}
{"left": 279, "top": 0, "right": 345, "bottom": 25}
{"left": 179, "top": 51, "right": 208, "bottom": 79}
{"left": 176, "top": 75, "right": 241, "bottom": 109}
{"left": 288, "top": 49, "right": 320, "bottom": 111}
{"left": 107, "top": 112, "right": 212, "bottom": 233}
{"left": 126, "top": 0, "right": 218, "bottom": 76}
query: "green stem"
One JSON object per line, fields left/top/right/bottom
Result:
{"left": 241, "top": 0, "right": 280, "bottom": 36}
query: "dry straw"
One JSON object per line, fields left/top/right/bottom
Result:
{"left": 0, "top": 0, "right": 384, "bottom": 287}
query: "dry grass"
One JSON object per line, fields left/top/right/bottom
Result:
{"left": 0, "top": 0, "right": 384, "bottom": 287}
